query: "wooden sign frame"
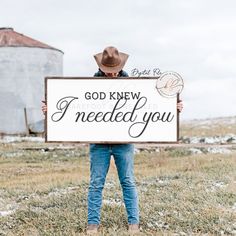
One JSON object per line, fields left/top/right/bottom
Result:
{"left": 45, "top": 77, "right": 179, "bottom": 144}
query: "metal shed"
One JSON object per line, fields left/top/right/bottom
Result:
{"left": 0, "top": 27, "right": 63, "bottom": 134}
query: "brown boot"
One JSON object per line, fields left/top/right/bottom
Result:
{"left": 86, "top": 224, "right": 99, "bottom": 235}
{"left": 128, "top": 224, "right": 140, "bottom": 234}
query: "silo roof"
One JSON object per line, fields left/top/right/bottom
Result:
{"left": 0, "top": 27, "right": 63, "bottom": 53}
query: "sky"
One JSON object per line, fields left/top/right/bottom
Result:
{"left": 1, "top": 0, "right": 236, "bottom": 120}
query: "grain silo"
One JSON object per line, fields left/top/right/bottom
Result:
{"left": 0, "top": 27, "right": 63, "bottom": 135}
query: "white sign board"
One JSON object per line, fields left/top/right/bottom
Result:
{"left": 45, "top": 77, "right": 179, "bottom": 143}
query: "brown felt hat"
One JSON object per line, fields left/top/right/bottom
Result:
{"left": 94, "top": 46, "right": 129, "bottom": 73}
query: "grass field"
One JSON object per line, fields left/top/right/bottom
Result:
{"left": 0, "top": 140, "right": 235, "bottom": 235}
{"left": 180, "top": 116, "right": 236, "bottom": 137}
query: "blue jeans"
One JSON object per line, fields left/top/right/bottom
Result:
{"left": 87, "top": 144, "right": 139, "bottom": 225}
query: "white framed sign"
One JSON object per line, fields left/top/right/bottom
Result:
{"left": 45, "top": 77, "right": 180, "bottom": 143}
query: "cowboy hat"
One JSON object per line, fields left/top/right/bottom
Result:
{"left": 94, "top": 46, "right": 129, "bottom": 73}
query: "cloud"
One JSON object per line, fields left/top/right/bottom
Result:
{"left": 182, "top": 78, "right": 236, "bottom": 119}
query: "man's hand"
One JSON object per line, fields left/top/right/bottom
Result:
{"left": 41, "top": 100, "right": 47, "bottom": 115}
{"left": 177, "top": 100, "right": 183, "bottom": 113}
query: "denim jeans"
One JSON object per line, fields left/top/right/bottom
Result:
{"left": 87, "top": 144, "right": 139, "bottom": 225}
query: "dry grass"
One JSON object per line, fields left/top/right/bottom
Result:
{"left": 0, "top": 142, "right": 235, "bottom": 235}
{"left": 180, "top": 118, "right": 236, "bottom": 137}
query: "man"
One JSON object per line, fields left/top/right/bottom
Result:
{"left": 42, "top": 46, "right": 183, "bottom": 235}
{"left": 87, "top": 46, "right": 140, "bottom": 235}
